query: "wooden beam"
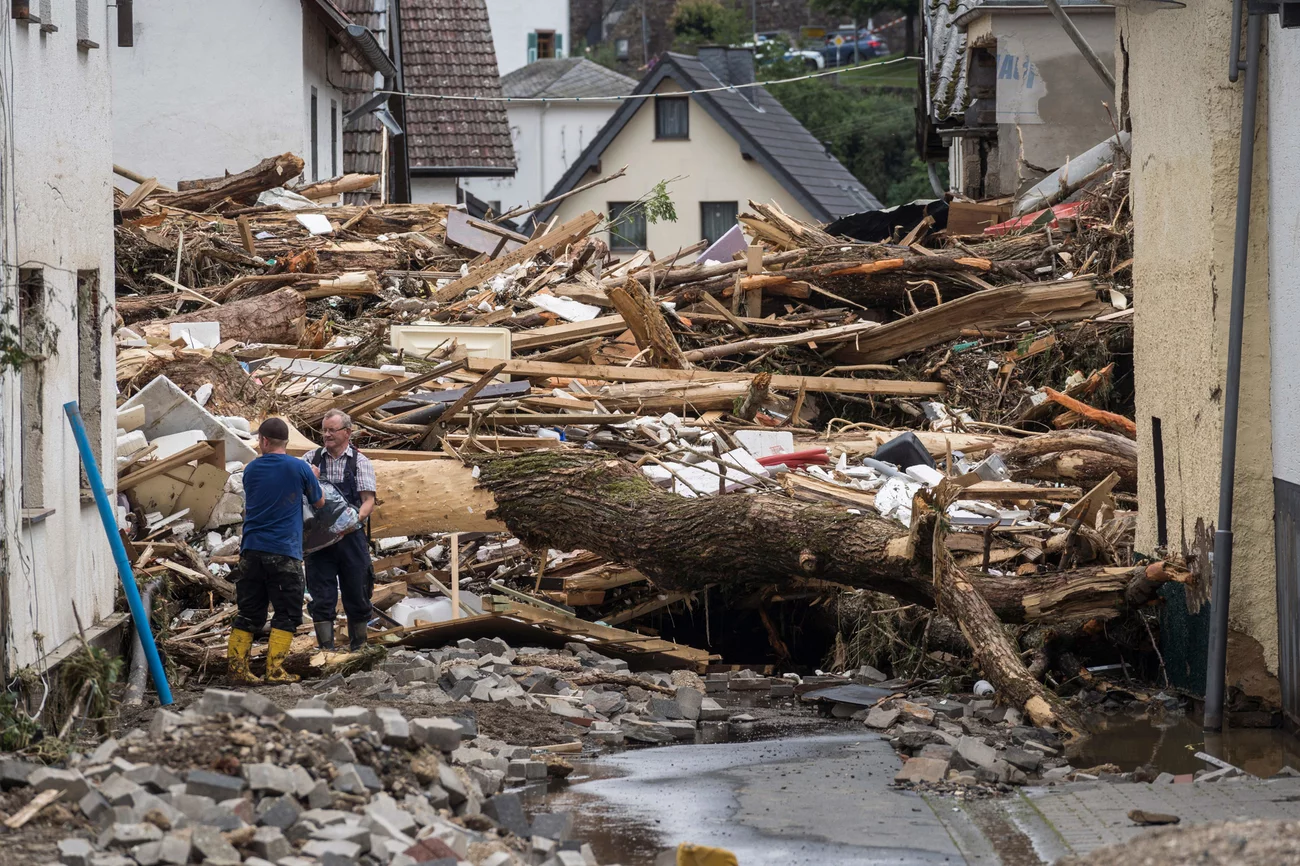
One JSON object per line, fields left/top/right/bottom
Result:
{"left": 511, "top": 315, "right": 627, "bottom": 351}
{"left": 434, "top": 211, "right": 602, "bottom": 302}
{"left": 462, "top": 357, "right": 947, "bottom": 397}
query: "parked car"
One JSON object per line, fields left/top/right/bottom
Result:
{"left": 820, "top": 31, "right": 889, "bottom": 67}
{"left": 749, "top": 34, "right": 825, "bottom": 71}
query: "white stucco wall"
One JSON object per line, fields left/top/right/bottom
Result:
{"left": 410, "top": 177, "right": 461, "bottom": 205}
{"left": 485, "top": 0, "right": 569, "bottom": 76}
{"left": 112, "top": 0, "right": 344, "bottom": 188}
{"left": 1270, "top": 24, "right": 1300, "bottom": 488}
{"left": 550, "top": 81, "right": 817, "bottom": 255}
{"left": 1, "top": 1, "right": 118, "bottom": 673}
{"left": 462, "top": 102, "right": 616, "bottom": 214}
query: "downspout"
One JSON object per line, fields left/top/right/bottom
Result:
{"left": 1041, "top": 0, "right": 1115, "bottom": 91}
{"left": 1205, "top": 1, "right": 1264, "bottom": 733}
{"left": 539, "top": 103, "right": 549, "bottom": 206}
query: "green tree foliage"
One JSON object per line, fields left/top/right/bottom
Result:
{"left": 768, "top": 76, "right": 938, "bottom": 207}
{"left": 670, "top": 0, "right": 750, "bottom": 51}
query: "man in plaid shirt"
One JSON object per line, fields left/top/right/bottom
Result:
{"left": 303, "top": 409, "right": 377, "bottom": 651}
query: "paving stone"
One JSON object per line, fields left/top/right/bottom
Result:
{"left": 620, "top": 719, "right": 674, "bottom": 744}
{"left": 29, "top": 767, "right": 90, "bottom": 801}
{"left": 57, "top": 838, "right": 94, "bottom": 866}
{"left": 192, "top": 824, "right": 242, "bottom": 865}
{"left": 674, "top": 687, "right": 704, "bottom": 721}
{"left": 236, "top": 691, "right": 280, "bottom": 718}
{"left": 185, "top": 769, "right": 245, "bottom": 800}
{"left": 257, "top": 793, "right": 302, "bottom": 829}
{"left": 78, "top": 788, "right": 113, "bottom": 824}
{"left": 895, "top": 756, "right": 949, "bottom": 784}
{"left": 88, "top": 856, "right": 136, "bottom": 866}
{"left": 331, "top": 705, "right": 374, "bottom": 729}
{"left": 244, "top": 762, "right": 297, "bottom": 794}
{"left": 281, "top": 707, "right": 334, "bottom": 733}
{"left": 124, "top": 764, "right": 182, "bottom": 793}
{"left": 97, "top": 773, "right": 143, "bottom": 806}
{"left": 99, "top": 822, "right": 163, "bottom": 848}
{"left": 1004, "top": 747, "right": 1043, "bottom": 773}
{"left": 438, "top": 765, "right": 468, "bottom": 805}
{"left": 696, "top": 698, "right": 729, "bottom": 722}
{"left": 1153, "top": 772, "right": 1177, "bottom": 784}
{"left": 306, "top": 778, "right": 334, "bottom": 809}
{"left": 411, "top": 717, "right": 463, "bottom": 752}
{"left": 0, "top": 757, "right": 38, "bottom": 790}
{"left": 483, "top": 792, "right": 531, "bottom": 837}
{"left": 135, "top": 833, "right": 190, "bottom": 866}
{"left": 531, "top": 811, "right": 573, "bottom": 842}
{"left": 250, "top": 825, "right": 292, "bottom": 860}
{"left": 311, "top": 822, "right": 372, "bottom": 850}
{"left": 647, "top": 697, "right": 684, "bottom": 720}
{"left": 364, "top": 794, "right": 418, "bottom": 835}
{"left": 196, "top": 688, "right": 247, "bottom": 716}
{"left": 166, "top": 792, "right": 214, "bottom": 820}
{"left": 957, "top": 736, "right": 999, "bottom": 771}
{"left": 373, "top": 707, "right": 411, "bottom": 745}
{"left": 196, "top": 804, "right": 246, "bottom": 831}
{"left": 661, "top": 720, "right": 698, "bottom": 742}
{"left": 335, "top": 762, "right": 383, "bottom": 793}
{"left": 469, "top": 766, "right": 505, "bottom": 796}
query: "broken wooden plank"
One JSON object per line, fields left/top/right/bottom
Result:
{"left": 462, "top": 357, "right": 947, "bottom": 398}
{"left": 511, "top": 315, "right": 627, "bottom": 351}
{"left": 434, "top": 211, "right": 602, "bottom": 302}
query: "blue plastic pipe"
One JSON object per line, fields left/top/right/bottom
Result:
{"left": 63, "top": 401, "right": 173, "bottom": 706}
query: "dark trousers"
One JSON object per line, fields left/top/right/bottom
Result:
{"left": 305, "top": 529, "right": 373, "bottom": 624}
{"left": 232, "top": 550, "right": 305, "bottom": 634}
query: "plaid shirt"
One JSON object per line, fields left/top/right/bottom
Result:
{"left": 304, "top": 445, "right": 377, "bottom": 494}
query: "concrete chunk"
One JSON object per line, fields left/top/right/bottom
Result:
{"left": 282, "top": 707, "right": 334, "bottom": 733}
{"left": 250, "top": 825, "right": 293, "bottom": 861}
{"left": 185, "top": 769, "right": 246, "bottom": 800}
{"left": 865, "top": 707, "right": 901, "bottom": 730}
{"left": 483, "top": 792, "right": 530, "bottom": 837}
{"left": 244, "top": 762, "right": 297, "bottom": 794}
{"left": 411, "top": 717, "right": 464, "bottom": 752}
{"left": 957, "top": 736, "right": 999, "bottom": 771}
{"left": 29, "top": 766, "right": 90, "bottom": 801}
{"left": 99, "top": 822, "right": 163, "bottom": 848}
{"left": 58, "top": 838, "right": 94, "bottom": 866}
{"left": 895, "top": 756, "right": 949, "bottom": 784}
{"left": 192, "top": 824, "right": 242, "bottom": 865}
{"left": 674, "top": 687, "right": 704, "bottom": 721}
{"left": 124, "top": 764, "right": 182, "bottom": 793}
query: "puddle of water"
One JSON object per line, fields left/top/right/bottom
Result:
{"left": 543, "top": 759, "right": 665, "bottom": 866}
{"left": 1069, "top": 711, "right": 1300, "bottom": 776}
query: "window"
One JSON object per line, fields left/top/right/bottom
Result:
{"left": 310, "top": 87, "right": 319, "bottom": 182}
{"left": 330, "top": 99, "right": 339, "bottom": 177}
{"left": 700, "top": 202, "right": 738, "bottom": 246}
{"left": 655, "top": 96, "right": 689, "bottom": 139}
{"left": 77, "top": 270, "right": 102, "bottom": 476}
{"left": 616, "top": 38, "right": 630, "bottom": 60}
{"left": 19, "top": 269, "right": 45, "bottom": 508}
{"left": 608, "top": 202, "right": 646, "bottom": 251}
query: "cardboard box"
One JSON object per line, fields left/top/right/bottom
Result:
{"left": 946, "top": 200, "right": 1014, "bottom": 236}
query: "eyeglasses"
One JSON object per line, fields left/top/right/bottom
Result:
{"left": 322, "top": 426, "right": 349, "bottom": 434}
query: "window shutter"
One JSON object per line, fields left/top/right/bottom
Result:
{"left": 527, "top": 32, "right": 538, "bottom": 64}
{"left": 555, "top": 33, "right": 563, "bottom": 57}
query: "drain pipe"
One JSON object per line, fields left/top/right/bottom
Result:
{"left": 122, "top": 579, "right": 163, "bottom": 707}
{"left": 1205, "top": 3, "right": 1264, "bottom": 733}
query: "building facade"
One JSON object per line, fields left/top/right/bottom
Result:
{"left": 486, "top": 0, "right": 570, "bottom": 75}
{"left": 1, "top": 0, "right": 118, "bottom": 673}
{"left": 543, "top": 49, "right": 878, "bottom": 255}
{"left": 462, "top": 59, "right": 635, "bottom": 215}
{"left": 113, "top": 0, "right": 391, "bottom": 188}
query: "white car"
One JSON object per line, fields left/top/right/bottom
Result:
{"left": 748, "top": 35, "right": 825, "bottom": 71}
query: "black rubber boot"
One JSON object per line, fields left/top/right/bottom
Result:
{"left": 348, "top": 620, "right": 369, "bottom": 652}
{"left": 313, "top": 620, "right": 335, "bottom": 651}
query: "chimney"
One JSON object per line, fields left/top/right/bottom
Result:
{"left": 725, "top": 47, "right": 757, "bottom": 105}
{"left": 697, "top": 45, "right": 729, "bottom": 84}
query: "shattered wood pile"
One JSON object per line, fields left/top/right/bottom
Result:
{"left": 108, "top": 153, "right": 1161, "bottom": 735}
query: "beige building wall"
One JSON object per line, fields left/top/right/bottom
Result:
{"left": 550, "top": 80, "right": 817, "bottom": 256}
{"left": 1122, "top": 2, "right": 1279, "bottom": 684}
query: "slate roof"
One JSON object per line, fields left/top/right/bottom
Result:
{"left": 538, "top": 52, "right": 880, "bottom": 224}
{"left": 501, "top": 58, "right": 637, "bottom": 99}
{"left": 338, "top": 0, "right": 384, "bottom": 182}
{"left": 402, "top": 0, "right": 515, "bottom": 175}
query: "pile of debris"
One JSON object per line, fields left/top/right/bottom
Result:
{"left": 100, "top": 145, "right": 1156, "bottom": 741}
{"left": 3, "top": 635, "right": 752, "bottom": 865}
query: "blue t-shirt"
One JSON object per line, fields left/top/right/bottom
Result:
{"left": 241, "top": 453, "right": 324, "bottom": 560}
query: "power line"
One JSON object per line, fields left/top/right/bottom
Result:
{"left": 375, "top": 55, "right": 922, "bottom": 105}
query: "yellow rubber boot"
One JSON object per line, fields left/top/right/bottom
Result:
{"left": 226, "top": 629, "right": 262, "bottom": 684}
{"left": 265, "top": 628, "right": 300, "bottom": 683}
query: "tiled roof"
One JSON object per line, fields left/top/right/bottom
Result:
{"left": 538, "top": 52, "right": 879, "bottom": 224}
{"left": 501, "top": 58, "right": 637, "bottom": 99}
{"left": 402, "top": 0, "right": 515, "bottom": 174}
{"left": 923, "top": 0, "right": 977, "bottom": 123}
{"left": 669, "top": 52, "right": 881, "bottom": 218}
{"left": 339, "top": 0, "right": 384, "bottom": 183}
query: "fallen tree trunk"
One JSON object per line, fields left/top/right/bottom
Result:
{"left": 463, "top": 451, "right": 1169, "bottom": 625}
{"left": 140, "top": 287, "right": 307, "bottom": 345}
{"left": 996, "top": 430, "right": 1137, "bottom": 493}
{"left": 157, "top": 153, "right": 306, "bottom": 211}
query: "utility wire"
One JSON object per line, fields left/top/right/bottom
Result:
{"left": 374, "top": 55, "right": 922, "bottom": 105}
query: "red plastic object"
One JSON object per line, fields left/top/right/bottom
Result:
{"left": 983, "top": 201, "right": 1086, "bottom": 237}
{"left": 756, "top": 447, "right": 830, "bottom": 469}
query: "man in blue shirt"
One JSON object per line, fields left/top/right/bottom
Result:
{"left": 229, "top": 417, "right": 323, "bottom": 684}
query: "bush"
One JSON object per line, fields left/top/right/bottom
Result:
{"left": 670, "top": 0, "right": 750, "bottom": 51}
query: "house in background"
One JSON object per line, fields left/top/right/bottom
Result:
{"left": 401, "top": 0, "right": 516, "bottom": 203}
{"left": 339, "top": 0, "right": 408, "bottom": 204}
{"left": 112, "top": 0, "right": 395, "bottom": 189}
{"left": 540, "top": 47, "right": 879, "bottom": 255}
{"left": 485, "top": 0, "right": 570, "bottom": 75}
{"left": 462, "top": 58, "right": 636, "bottom": 216}
{"left": 918, "top": 0, "right": 1114, "bottom": 199}
{"left": 1, "top": 0, "right": 118, "bottom": 674}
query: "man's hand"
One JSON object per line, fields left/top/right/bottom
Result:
{"left": 311, "top": 464, "right": 321, "bottom": 478}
